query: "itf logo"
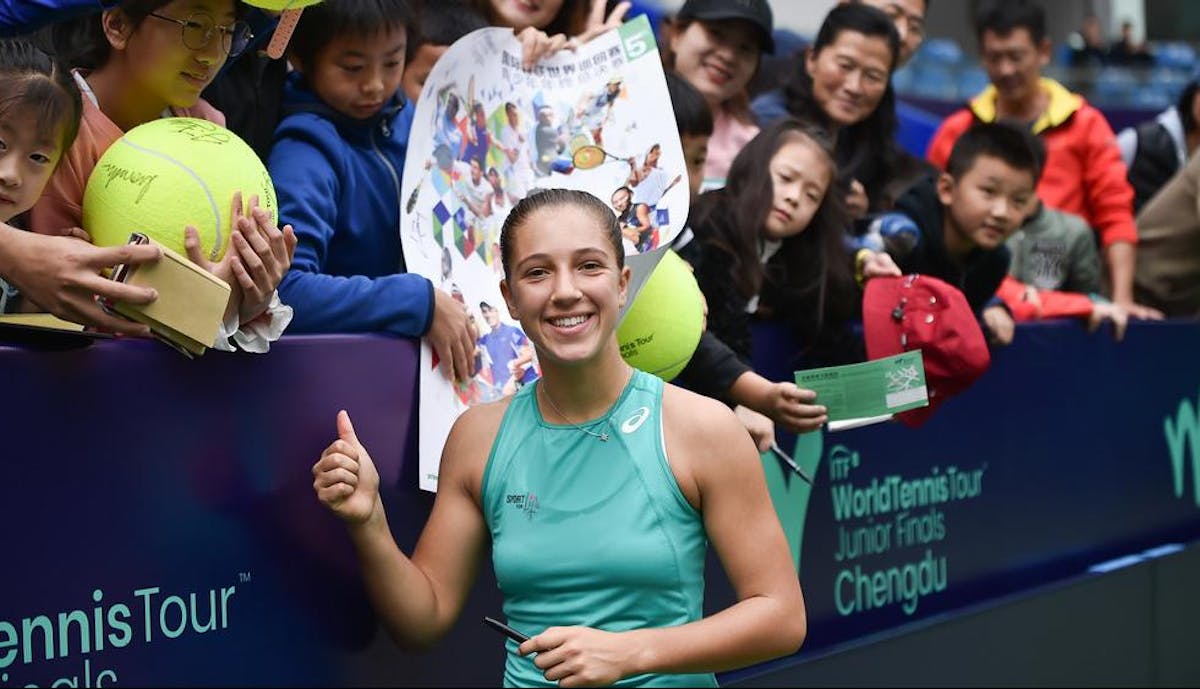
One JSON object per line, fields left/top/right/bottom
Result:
{"left": 1165, "top": 389, "right": 1200, "bottom": 507}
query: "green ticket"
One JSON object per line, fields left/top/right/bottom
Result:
{"left": 795, "top": 351, "right": 929, "bottom": 422}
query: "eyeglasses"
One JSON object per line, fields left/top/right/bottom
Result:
{"left": 147, "top": 12, "right": 254, "bottom": 58}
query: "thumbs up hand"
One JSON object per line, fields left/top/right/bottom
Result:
{"left": 312, "top": 410, "right": 381, "bottom": 524}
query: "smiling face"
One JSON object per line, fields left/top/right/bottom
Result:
{"left": 487, "top": 0, "right": 562, "bottom": 30}
{"left": 500, "top": 204, "right": 629, "bottom": 371}
{"left": 105, "top": 0, "right": 235, "bottom": 112}
{"left": 610, "top": 188, "right": 631, "bottom": 213}
{"left": 979, "top": 27, "right": 1049, "bottom": 107}
{"left": 806, "top": 28, "right": 894, "bottom": 128}
{"left": 0, "top": 107, "right": 65, "bottom": 222}
{"left": 938, "top": 154, "right": 1035, "bottom": 253}
{"left": 304, "top": 24, "right": 407, "bottom": 120}
{"left": 763, "top": 136, "right": 834, "bottom": 240}
{"left": 669, "top": 19, "right": 761, "bottom": 108}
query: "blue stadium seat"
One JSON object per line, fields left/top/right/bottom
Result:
{"left": 916, "top": 38, "right": 964, "bottom": 66}
{"left": 891, "top": 63, "right": 917, "bottom": 94}
{"left": 1133, "top": 84, "right": 1175, "bottom": 110}
{"left": 1090, "top": 66, "right": 1138, "bottom": 105}
{"left": 956, "top": 66, "right": 990, "bottom": 99}
{"left": 908, "top": 64, "right": 957, "bottom": 100}
{"left": 1054, "top": 42, "right": 1074, "bottom": 67}
{"left": 1155, "top": 42, "right": 1197, "bottom": 72}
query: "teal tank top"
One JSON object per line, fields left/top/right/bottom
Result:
{"left": 482, "top": 370, "right": 716, "bottom": 688}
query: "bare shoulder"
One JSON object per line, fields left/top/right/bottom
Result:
{"left": 441, "top": 396, "right": 515, "bottom": 496}
{"left": 661, "top": 383, "right": 748, "bottom": 446}
{"left": 661, "top": 383, "right": 758, "bottom": 504}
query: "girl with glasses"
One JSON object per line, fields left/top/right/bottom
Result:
{"left": 28, "top": 0, "right": 295, "bottom": 352}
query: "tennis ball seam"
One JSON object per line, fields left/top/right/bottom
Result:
{"left": 118, "top": 136, "right": 223, "bottom": 261}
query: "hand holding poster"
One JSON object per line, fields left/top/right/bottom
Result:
{"left": 400, "top": 17, "right": 688, "bottom": 491}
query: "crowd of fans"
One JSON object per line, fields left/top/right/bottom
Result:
{"left": 0, "top": 0, "right": 1195, "bottom": 437}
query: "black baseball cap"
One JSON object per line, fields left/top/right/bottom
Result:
{"left": 677, "top": 0, "right": 775, "bottom": 54}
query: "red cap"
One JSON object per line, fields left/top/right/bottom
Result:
{"left": 862, "top": 275, "right": 991, "bottom": 427}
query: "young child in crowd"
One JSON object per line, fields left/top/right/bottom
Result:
{"left": 998, "top": 135, "right": 1129, "bottom": 340}
{"left": 866, "top": 122, "right": 1037, "bottom": 346}
{"left": 30, "top": 5, "right": 295, "bottom": 350}
{"left": 0, "top": 39, "right": 163, "bottom": 336}
{"left": 926, "top": 0, "right": 1160, "bottom": 321}
{"left": 271, "top": 0, "right": 476, "bottom": 383}
{"left": 687, "top": 119, "right": 889, "bottom": 441}
{"left": 658, "top": 74, "right": 814, "bottom": 446}
{"left": 662, "top": 0, "right": 774, "bottom": 191}
{"left": 400, "top": 0, "right": 488, "bottom": 103}
{"left": 698, "top": 119, "right": 890, "bottom": 350}
{"left": 0, "top": 37, "right": 87, "bottom": 314}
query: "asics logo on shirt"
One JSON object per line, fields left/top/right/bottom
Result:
{"left": 621, "top": 406, "right": 651, "bottom": 434}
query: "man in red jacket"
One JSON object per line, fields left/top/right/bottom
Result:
{"left": 926, "top": 0, "right": 1163, "bottom": 320}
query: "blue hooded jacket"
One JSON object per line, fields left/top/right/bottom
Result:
{"left": 0, "top": 0, "right": 107, "bottom": 36}
{"left": 272, "top": 72, "right": 433, "bottom": 336}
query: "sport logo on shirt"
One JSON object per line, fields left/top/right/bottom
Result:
{"left": 621, "top": 406, "right": 651, "bottom": 434}
{"left": 506, "top": 492, "right": 540, "bottom": 520}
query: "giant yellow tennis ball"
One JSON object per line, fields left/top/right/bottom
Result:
{"left": 239, "top": 0, "right": 321, "bottom": 9}
{"left": 83, "top": 117, "right": 276, "bottom": 262}
{"left": 617, "top": 250, "right": 704, "bottom": 381}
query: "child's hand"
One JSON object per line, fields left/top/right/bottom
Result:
{"left": 428, "top": 288, "right": 477, "bottom": 384}
{"left": 734, "top": 405, "right": 775, "bottom": 453}
{"left": 571, "top": 0, "right": 631, "bottom": 46}
{"left": 982, "top": 305, "right": 1015, "bottom": 346}
{"left": 63, "top": 226, "right": 92, "bottom": 243}
{"left": 845, "top": 179, "right": 869, "bottom": 219}
{"left": 860, "top": 250, "right": 901, "bottom": 280}
{"left": 517, "top": 26, "right": 570, "bottom": 70}
{"left": 185, "top": 192, "right": 297, "bottom": 325}
{"left": 763, "top": 382, "right": 828, "bottom": 434}
{"left": 4, "top": 229, "right": 160, "bottom": 335}
{"left": 1021, "top": 284, "right": 1043, "bottom": 317}
{"left": 1088, "top": 302, "right": 1129, "bottom": 342}
{"left": 1118, "top": 300, "right": 1165, "bottom": 321}
{"left": 229, "top": 195, "right": 297, "bottom": 322}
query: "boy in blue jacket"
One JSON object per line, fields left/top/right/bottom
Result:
{"left": 272, "top": 0, "right": 475, "bottom": 382}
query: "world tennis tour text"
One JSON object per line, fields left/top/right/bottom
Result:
{"left": 825, "top": 444, "right": 988, "bottom": 616}
{"left": 1, "top": 583, "right": 238, "bottom": 687}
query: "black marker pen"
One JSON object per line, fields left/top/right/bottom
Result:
{"left": 483, "top": 616, "right": 530, "bottom": 644}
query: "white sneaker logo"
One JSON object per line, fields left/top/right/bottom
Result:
{"left": 621, "top": 406, "right": 651, "bottom": 434}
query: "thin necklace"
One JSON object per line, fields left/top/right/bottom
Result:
{"left": 539, "top": 368, "right": 632, "bottom": 442}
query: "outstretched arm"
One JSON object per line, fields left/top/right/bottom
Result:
{"left": 0, "top": 222, "right": 161, "bottom": 335}
{"left": 313, "top": 407, "right": 496, "bottom": 649}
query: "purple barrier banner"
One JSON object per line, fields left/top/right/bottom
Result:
{"left": 0, "top": 334, "right": 507, "bottom": 687}
{"left": 4, "top": 322, "right": 1200, "bottom": 686}
{"left": 716, "top": 319, "right": 1200, "bottom": 683}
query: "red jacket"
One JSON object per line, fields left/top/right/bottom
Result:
{"left": 996, "top": 275, "right": 1095, "bottom": 321}
{"left": 927, "top": 78, "right": 1137, "bottom": 248}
